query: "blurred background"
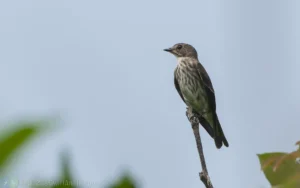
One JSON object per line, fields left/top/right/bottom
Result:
{"left": 0, "top": 0, "right": 299, "bottom": 188}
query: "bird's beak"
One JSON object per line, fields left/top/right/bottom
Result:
{"left": 163, "top": 48, "right": 173, "bottom": 52}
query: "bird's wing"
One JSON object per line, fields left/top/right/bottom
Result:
{"left": 196, "top": 62, "right": 229, "bottom": 148}
{"left": 195, "top": 62, "right": 216, "bottom": 111}
{"left": 174, "top": 67, "right": 186, "bottom": 103}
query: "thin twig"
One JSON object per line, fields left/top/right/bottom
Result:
{"left": 186, "top": 108, "right": 213, "bottom": 188}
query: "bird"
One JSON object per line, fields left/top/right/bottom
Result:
{"left": 164, "top": 43, "right": 229, "bottom": 149}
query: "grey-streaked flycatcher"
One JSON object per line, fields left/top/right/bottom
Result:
{"left": 164, "top": 43, "right": 229, "bottom": 149}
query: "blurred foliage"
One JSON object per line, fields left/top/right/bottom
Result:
{"left": 0, "top": 119, "right": 52, "bottom": 174}
{"left": 0, "top": 118, "right": 138, "bottom": 188}
{"left": 258, "top": 141, "right": 300, "bottom": 188}
{"left": 106, "top": 174, "right": 137, "bottom": 188}
{"left": 32, "top": 151, "right": 77, "bottom": 188}
{"left": 3, "top": 117, "right": 300, "bottom": 188}
{"left": 52, "top": 151, "right": 76, "bottom": 188}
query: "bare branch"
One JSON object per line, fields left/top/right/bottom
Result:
{"left": 186, "top": 108, "right": 213, "bottom": 188}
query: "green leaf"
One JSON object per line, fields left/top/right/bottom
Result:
{"left": 0, "top": 119, "right": 53, "bottom": 173}
{"left": 296, "top": 141, "right": 300, "bottom": 151}
{"left": 258, "top": 153, "right": 300, "bottom": 187}
{"left": 30, "top": 150, "right": 77, "bottom": 188}
{"left": 107, "top": 174, "right": 137, "bottom": 188}
{"left": 52, "top": 151, "right": 76, "bottom": 188}
{"left": 272, "top": 177, "right": 300, "bottom": 188}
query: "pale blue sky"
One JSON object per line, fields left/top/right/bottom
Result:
{"left": 0, "top": 0, "right": 300, "bottom": 188}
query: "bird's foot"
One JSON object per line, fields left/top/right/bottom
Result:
{"left": 190, "top": 116, "right": 199, "bottom": 125}
{"left": 186, "top": 108, "right": 200, "bottom": 125}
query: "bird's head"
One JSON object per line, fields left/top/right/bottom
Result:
{"left": 164, "top": 43, "right": 198, "bottom": 59}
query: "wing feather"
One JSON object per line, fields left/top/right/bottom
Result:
{"left": 195, "top": 62, "right": 216, "bottom": 111}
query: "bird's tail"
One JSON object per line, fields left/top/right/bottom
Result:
{"left": 213, "top": 114, "right": 229, "bottom": 149}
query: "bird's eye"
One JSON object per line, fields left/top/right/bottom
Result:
{"left": 177, "top": 45, "right": 182, "bottom": 50}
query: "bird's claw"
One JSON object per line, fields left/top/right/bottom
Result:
{"left": 190, "top": 116, "right": 199, "bottom": 124}
{"left": 186, "top": 108, "right": 200, "bottom": 125}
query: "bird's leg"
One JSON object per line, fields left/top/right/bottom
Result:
{"left": 186, "top": 107, "right": 200, "bottom": 126}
